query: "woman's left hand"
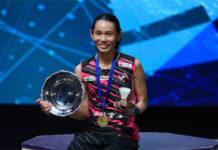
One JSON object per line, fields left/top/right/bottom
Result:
{"left": 114, "top": 101, "right": 136, "bottom": 116}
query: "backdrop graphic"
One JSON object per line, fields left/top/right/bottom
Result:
{"left": 0, "top": 0, "right": 217, "bottom": 106}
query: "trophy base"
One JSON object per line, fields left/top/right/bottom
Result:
{"left": 120, "top": 99, "right": 126, "bottom": 106}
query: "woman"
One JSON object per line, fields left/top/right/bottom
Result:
{"left": 36, "top": 13, "right": 147, "bottom": 150}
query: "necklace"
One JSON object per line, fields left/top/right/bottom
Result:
{"left": 95, "top": 53, "right": 117, "bottom": 127}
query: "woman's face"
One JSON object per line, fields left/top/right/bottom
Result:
{"left": 90, "top": 20, "right": 122, "bottom": 54}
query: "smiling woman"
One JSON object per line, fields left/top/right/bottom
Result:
{"left": 69, "top": 13, "right": 147, "bottom": 150}
{"left": 37, "top": 13, "right": 147, "bottom": 150}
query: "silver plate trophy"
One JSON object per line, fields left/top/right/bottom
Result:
{"left": 41, "top": 70, "right": 84, "bottom": 117}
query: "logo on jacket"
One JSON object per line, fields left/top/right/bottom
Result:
{"left": 118, "top": 62, "right": 132, "bottom": 69}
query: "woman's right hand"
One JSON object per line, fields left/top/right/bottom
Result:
{"left": 35, "top": 99, "right": 53, "bottom": 115}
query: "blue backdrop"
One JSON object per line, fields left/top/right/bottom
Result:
{"left": 0, "top": 0, "right": 217, "bottom": 106}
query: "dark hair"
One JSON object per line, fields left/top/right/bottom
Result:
{"left": 91, "top": 14, "right": 122, "bottom": 49}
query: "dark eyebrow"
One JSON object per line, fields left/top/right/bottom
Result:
{"left": 94, "top": 30, "right": 114, "bottom": 34}
{"left": 94, "top": 30, "right": 101, "bottom": 32}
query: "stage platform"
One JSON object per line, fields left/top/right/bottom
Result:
{"left": 21, "top": 132, "right": 218, "bottom": 150}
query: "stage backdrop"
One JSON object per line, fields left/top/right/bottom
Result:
{"left": 0, "top": 0, "right": 217, "bottom": 106}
